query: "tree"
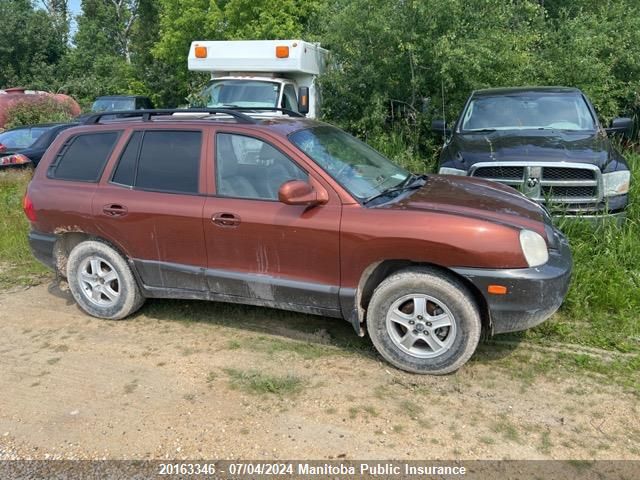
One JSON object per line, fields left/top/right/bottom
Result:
{"left": 0, "top": 0, "right": 66, "bottom": 89}
{"left": 40, "top": 0, "right": 69, "bottom": 45}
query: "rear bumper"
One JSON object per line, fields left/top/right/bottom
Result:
{"left": 28, "top": 231, "right": 56, "bottom": 270}
{"left": 452, "top": 234, "right": 572, "bottom": 335}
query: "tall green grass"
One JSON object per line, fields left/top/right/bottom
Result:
{"left": 0, "top": 169, "right": 47, "bottom": 287}
{"left": 531, "top": 152, "right": 640, "bottom": 352}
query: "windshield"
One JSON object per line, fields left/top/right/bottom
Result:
{"left": 0, "top": 127, "right": 49, "bottom": 150}
{"left": 92, "top": 98, "right": 135, "bottom": 112}
{"left": 289, "top": 126, "right": 411, "bottom": 200}
{"left": 201, "top": 80, "right": 280, "bottom": 108}
{"left": 460, "top": 93, "right": 596, "bottom": 132}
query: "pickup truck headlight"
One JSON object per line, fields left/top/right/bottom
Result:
{"left": 602, "top": 170, "right": 630, "bottom": 196}
{"left": 438, "top": 167, "right": 466, "bottom": 175}
{"left": 519, "top": 230, "right": 549, "bottom": 267}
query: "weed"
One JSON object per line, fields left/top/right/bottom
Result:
{"left": 539, "top": 431, "right": 553, "bottom": 453}
{"left": 479, "top": 436, "right": 496, "bottom": 445}
{"left": 491, "top": 417, "right": 521, "bottom": 443}
{"left": 399, "top": 399, "right": 423, "bottom": 418}
{"left": 123, "top": 379, "right": 138, "bottom": 394}
{"left": 206, "top": 371, "right": 217, "bottom": 385}
{"left": 392, "top": 424, "right": 404, "bottom": 433}
{"left": 224, "top": 368, "right": 304, "bottom": 396}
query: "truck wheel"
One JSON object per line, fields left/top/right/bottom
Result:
{"left": 66, "top": 240, "right": 144, "bottom": 320}
{"left": 367, "top": 267, "right": 481, "bottom": 374}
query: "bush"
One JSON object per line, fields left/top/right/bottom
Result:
{"left": 4, "top": 98, "right": 75, "bottom": 129}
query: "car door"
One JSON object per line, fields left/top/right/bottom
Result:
{"left": 93, "top": 127, "right": 209, "bottom": 291}
{"left": 202, "top": 129, "right": 342, "bottom": 314}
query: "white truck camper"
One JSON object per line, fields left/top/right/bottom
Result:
{"left": 187, "top": 40, "right": 328, "bottom": 118}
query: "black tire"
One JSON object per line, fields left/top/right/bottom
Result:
{"left": 367, "top": 267, "right": 481, "bottom": 374}
{"left": 66, "top": 240, "right": 144, "bottom": 320}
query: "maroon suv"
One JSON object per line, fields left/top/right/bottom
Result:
{"left": 24, "top": 109, "right": 572, "bottom": 374}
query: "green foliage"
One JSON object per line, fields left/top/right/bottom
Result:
{"left": 319, "top": 0, "right": 640, "bottom": 133}
{"left": 4, "top": 98, "right": 75, "bottom": 129}
{"left": 0, "top": 0, "right": 66, "bottom": 88}
{"left": 0, "top": 171, "right": 48, "bottom": 289}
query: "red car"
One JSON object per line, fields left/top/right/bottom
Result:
{"left": 24, "top": 109, "right": 572, "bottom": 374}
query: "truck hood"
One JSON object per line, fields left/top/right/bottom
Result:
{"left": 384, "top": 175, "right": 547, "bottom": 233}
{"left": 448, "top": 130, "right": 613, "bottom": 169}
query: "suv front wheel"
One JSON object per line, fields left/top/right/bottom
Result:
{"left": 367, "top": 268, "right": 481, "bottom": 374}
{"left": 66, "top": 240, "right": 145, "bottom": 320}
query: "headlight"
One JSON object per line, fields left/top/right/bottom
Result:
{"left": 438, "top": 167, "right": 466, "bottom": 175}
{"left": 602, "top": 170, "right": 630, "bottom": 196}
{"left": 519, "top": 230, "right": 549, "bottom": 267}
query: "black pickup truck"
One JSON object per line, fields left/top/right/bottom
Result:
{"left": 433, "top": 87, "right": 632, "bottom": 221}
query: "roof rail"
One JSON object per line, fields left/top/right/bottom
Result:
{"left": 222, "top": 107, "right": 305, "bottom": 117}
{"left": 81, "top": 108, "right": 258, "bottom": 125}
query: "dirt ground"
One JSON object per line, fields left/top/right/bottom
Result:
{"left": 0, "top": 281, "right": 638, "bottom": 461}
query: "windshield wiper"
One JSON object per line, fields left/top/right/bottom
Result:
{"left": 465, "top": 128, "right": 496, "bottom": 133}
{"left": 363, "top": 174, "right": 424, "bottom": 205}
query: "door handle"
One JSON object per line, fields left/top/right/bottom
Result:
{"left": 102, "top": 204, "right": 128, "bottom": 217}
{"left": 212, "top": 212, "right": 241, "bottom": 227}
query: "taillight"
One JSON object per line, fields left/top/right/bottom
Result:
{"left": 0, "top": 153, "right": 30, "bottom": 166}
{"left": 22, "top": 192, "right": 36, "bottom": 222}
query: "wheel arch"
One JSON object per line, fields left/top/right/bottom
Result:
{"left": 355, "top": 260, "right": 491, "bottom": 336}
{"left": 53, "top": 233, "right": 139, "bottom": 284}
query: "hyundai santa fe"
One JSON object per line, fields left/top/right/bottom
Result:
{"left": 24, "top": 108, "right": 572, "bottom": 374}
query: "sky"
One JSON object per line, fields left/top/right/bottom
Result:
{"left": 67, "top": 0, "right": 81, "bottom": 35}
{"left": 69, "top": 0, "right": 81, "bottom": 16}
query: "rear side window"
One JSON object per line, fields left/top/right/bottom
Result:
{"left": 111, "top": 130, "right": 202, "bottom": 194}
{"left": 50, "top": 132, "right": 119, "bottom": 182}
{"left": 112, "top": 131, "right": 142, "bottom": 186}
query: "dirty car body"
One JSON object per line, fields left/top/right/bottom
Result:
{"left": 25, "top": 109, "right": 572, "bottom": 374}
{"left": 435, "top": 87, "right": 631, "bottom": 220}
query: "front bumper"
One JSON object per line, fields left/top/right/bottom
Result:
{"left": 452, "top": 234, "right": 572, "bottom": 335}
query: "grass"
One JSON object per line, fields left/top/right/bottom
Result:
{"left": 223, "top": 368, "right": 305, "bottom": 396}
{"left": 0, "top": 169, "right": 48, "bottom": 288}
{"left": 227, "top": 335, "right": 337, "bottom": 360}
{"left": 491, "top": 416, "right": 521, "bottom": 443}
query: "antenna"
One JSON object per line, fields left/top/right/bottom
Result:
{"left": 441, "top": 78, "right": 447, "bottom": 135}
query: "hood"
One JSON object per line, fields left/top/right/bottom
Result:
{"left": 447, "top": 130, "right": 613, "bottom": 169}
{"left": 385, "top": 175, "right": 547, "bottom": 233}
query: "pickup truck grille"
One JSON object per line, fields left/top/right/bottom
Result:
{"left": 469, "top": 162, "right": 602, "bottom": 204}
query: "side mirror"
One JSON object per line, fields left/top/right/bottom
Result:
{"left": 297, "top": 86, "right": 310, "bottom": 116}
{"left": 605, "top": 117, "right": 633, "bottom": 138}
{"left": 278, "top": 179, "right": 327, "bottom": 206}
{"left": 431, "top": 119, "right": 451, "bottom": 137}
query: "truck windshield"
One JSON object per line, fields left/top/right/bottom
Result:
{"left": 289, "top": 126, "right": 411, "bottom": 201}
{"left": 201, "top": 80, "right": 280, "bottom": 108}
{"left": 92, "top": 98, "right": 135, "bottom": 112}
{"left": 460, "top": 93, "right": 596, "bottom": 132}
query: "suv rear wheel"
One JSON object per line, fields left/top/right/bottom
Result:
{"left": 367, "top": 267, "right": 481, "bottom": 374}
{"left": 66, "top": 240, "right": 144, "bottom": 320}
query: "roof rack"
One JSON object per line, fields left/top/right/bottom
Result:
{"left": 81, "top": 108, "right": 258, "bottom": 125}
{"left": 222, "top": 107, "right": 305, "bottom": 117}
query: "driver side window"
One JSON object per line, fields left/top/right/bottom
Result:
{"left": 215, "top": 133, "right": 307, "bottom": 201}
